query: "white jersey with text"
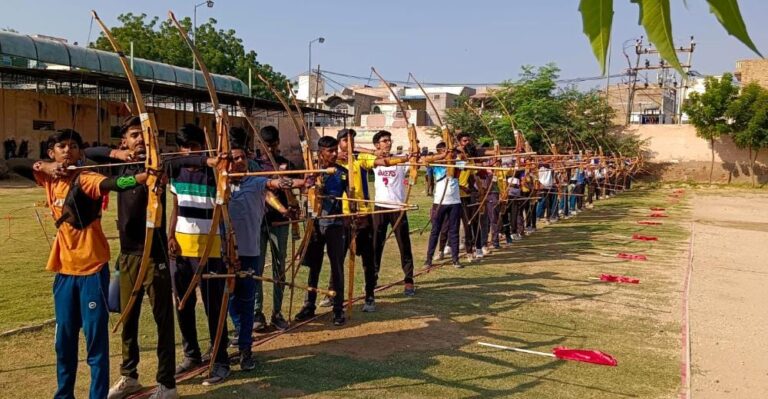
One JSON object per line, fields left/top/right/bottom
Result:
{"left": 373, "top": 164, "right": 408, "bottom": 209}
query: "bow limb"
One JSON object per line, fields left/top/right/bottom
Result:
{"left": 92, "top": 11, "right": 163, "bottom": 334}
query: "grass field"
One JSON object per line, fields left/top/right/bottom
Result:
{"left": 0, "top": 177, "right": 692, "bottom": 398}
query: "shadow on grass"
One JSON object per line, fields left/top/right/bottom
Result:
{"left": 183, "top": 264, "right": 636, "bottom": 398}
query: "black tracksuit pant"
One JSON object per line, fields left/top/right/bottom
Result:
{"left": 372, "top": 207, "right": 415, "bottom": 299}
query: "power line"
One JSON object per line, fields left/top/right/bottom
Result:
{"left": 318, "top": 69, "right": 629, "bottom": 88}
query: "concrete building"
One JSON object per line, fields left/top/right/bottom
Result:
{"left": 605, "top": 83, "right": 677, "bottom": 125}
{"left": 734, "top": 59, "right": 768, "bottom": 88}
{"left": 0, "top": 30, "right": 343, "bottom": 165}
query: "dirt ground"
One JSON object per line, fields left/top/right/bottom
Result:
{"left": 689, "top": 190, "right": 768, "bottom": 398}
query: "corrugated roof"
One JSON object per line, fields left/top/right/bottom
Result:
{"left": 0, "top": 30, "right": 249, "bottom": 96}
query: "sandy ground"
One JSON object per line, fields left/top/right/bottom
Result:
{"left": 690, "top": 191, "right": 768, "bottom": 398}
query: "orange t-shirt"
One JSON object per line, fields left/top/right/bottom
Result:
{"left": 35, "top": 171, "right": 110, "bottom": 275}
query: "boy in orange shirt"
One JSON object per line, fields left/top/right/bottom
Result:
{"left": 31, "top": 129, "right": 150, "bottom": 399}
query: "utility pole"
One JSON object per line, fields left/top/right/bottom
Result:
{"left": 625, "top": 36, "right": 695, "bottom": 125}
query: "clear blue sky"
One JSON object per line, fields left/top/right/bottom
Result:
{"left": 3, "top": 0, "right": 766, "bottom": 88}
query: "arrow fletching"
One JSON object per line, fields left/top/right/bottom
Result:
{"left": 617, "top": 252, "right": 648, "bottom": 261}
{"left": 478, "top": 342, "right": 617, "bottom": 366}
{"left": 600, "top": 274, "right": 640, "bottom": 284}
{"left": 638, "top": 220, "right": 663, "bottom": 225}
{"left": 632, "top": 234, "right": 658, "bottom": 241}
{"left": 552, "top": 346, "right": 618, "bottom": 366}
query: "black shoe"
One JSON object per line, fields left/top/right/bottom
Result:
{"left": 453, "top": 261, "right": 464, "bottom": 269}
{"left": 201, "top": 347, "right": 212, "bottom": 364}
{"left": 253, "top": 312, "right": 267, "bottom": 332}
{"left": 239, "top": 349, "right": 256, "bottom": 371}
{"left": 294, "top": 306, "right": 316, "bottom": 322}
{"left": 403, "top": 283, "right": 416, "bottom": 297}
{"left": 202, "top": 363, "right": 230, "bottom": 386}
{"left": 271, "top": 313, "right": 289, "bottom": 331}
{"left": 174, "top": 357, "right": 202, "bottom": 378}
{"left": 333, "top": 312, "right": 346, "bottom": 326}
{"left": 361, "top": 298, "right": 376, "bottom": 313}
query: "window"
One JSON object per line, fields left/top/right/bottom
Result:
{"left": 372, "top": 106, "right": 382, "bottom": 114}
{"left": 33, "top": 120, "right": 54, "bottom": 131}
{"left": 433, "top": 94, "right": 441, "bottom": 100}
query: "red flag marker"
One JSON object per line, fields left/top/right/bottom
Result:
{"left": 650, "top": 207, "right": 666, "bottom": 211}
{"left": 638, "top": 220, "right": 663, "bottom": 225}
{"left": 632, "top": 234, "right": 658, "bottom": 241}
{"left": 649, "top": 213, "right": 668, "bottom": 218}
{"left": 478, "top": 342, "right": 617, "bottom": 366}
{"left": 600, "top": 274, "right": 640, "bottom": 284}
{"left": 617, "top": 252, "right": 647, "bottom": 261}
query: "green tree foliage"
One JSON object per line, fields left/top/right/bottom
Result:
{"left": 726, "top": 82, "right": 768, "bottom": 186}
{"left": 682, "top": 73, "right": 738, "bottom": 183}
{"left": 579, "top": 0, "right": 761, "bottom": 74}
{"left": 90, "top": 13, "right": 288, "bottom": 100}
{"left": 445, "top": 64, "right": 642, "bottom": 156}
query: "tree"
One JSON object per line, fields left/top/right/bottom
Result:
{"left": 578, "top": 0, "right": 761, "bottom": 75}
{"left": 445, "top": 64, "right": 639, "bottom": 156}
{"left": 727, "top": 83, "right": 768, "bottom": 186}
{"left": 90, "top": 13, "right": 288, "bottom": 100}
{"left": 682, "top": 73, "right": 738, "bottom": 183}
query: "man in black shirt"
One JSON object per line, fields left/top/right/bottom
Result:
{"left": 85, "top": 117, "right": 213, "bottom": 399}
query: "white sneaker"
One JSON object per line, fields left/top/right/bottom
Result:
{"left": 443, "top": 246, "right": 452, "bottom": 256}
{"left": 148, "top": 384, "right": 178, "bottom": 399}
{"left": 475, "top": 249, "right": 484, "bottom": 258}
{"left": 108, "top": 376, "right": 142, "bottom": 399}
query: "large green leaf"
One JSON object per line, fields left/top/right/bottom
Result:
{"left": 707, "top": 0, "right": 762, "bottom": 57}
{"left": 631, "top": 0, "right": 683, "bottom": 73}
{"left": 579, "top": 0, "right": 614, "bottom": 75}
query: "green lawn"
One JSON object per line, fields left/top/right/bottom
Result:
{"left": 0, "top": 179, "right": 690, "bottom": 398}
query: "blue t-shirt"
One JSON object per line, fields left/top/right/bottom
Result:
{"left": 319, "top": 165, "right": 348, "bottom": 228}
{"left": 229, "top": 176, "right": 268, "bottom": 257}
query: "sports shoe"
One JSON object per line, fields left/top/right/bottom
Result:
{"left": 443, "top": 246, "right": 452, "bottom": 256}
{"left": 482, "top": 246, "right": 491, "bottom": 256}
{"left": 239, "top": 349, "right": 257, "bottom": 371}
{"left": 403, "top": 283, "right": 416, "bottom": 297}
{"left": 293, "top": 306, "right": 316, "bottom": 322}
{"left": 465, "top": 253, "right": 475, "bottom": 263}
{"left": 319, "top": 296, "right": 333, "bottom": 308}
{"left": 147, "top": 384, "right": 178, "bottom": 399}
{"left": 423, "top": 260, "right": 433, "bottom": 268}
{"left": 228, "top": 333, "right": 239, "bottom": 348}
{"left": 333, "top": 312, "right": 346, "bottom": 326}
{"left": 453, "top": 261, "right": 464, "bottom": 269}
{"left": 271, "top": 313, "right": 289, "bottom": 331}
{"left": 362, "top": 298, "right": 376, "bottom": 312}
{"left": 108, "top": 376, "right": 142, "bottom": 399}
{"left": 505, "top": 236, "right": 513, "bottom": 244}
{"left": 475, "top": 249, "right": 484, "bottom": 259}
{"left": 174, "top": 357, "right": 202, "bottom": 379}
{"left": 202, "top": 363, "right": 230, "bottom": 386}
{"left": 253, "top": 312, "right": 267, "bottom": 332}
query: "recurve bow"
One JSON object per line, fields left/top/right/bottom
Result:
{"left": 91, "top": 11, "right": 163, "bottom": 334}
{"left": 169, "top": 11, "right": 239, "bottom": 378}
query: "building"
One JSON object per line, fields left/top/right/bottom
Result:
{"left": 734, "top": 59, "right": 768, "bottom": 88}
{"left": 605, "top": 83, "right": 677, "bottom": 125}
{"left": 0, "top": 30, "right": 344, "bottom": 165}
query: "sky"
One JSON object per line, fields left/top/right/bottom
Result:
{"left": 2, "top": 0, "right": 767, "bottom": 90}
